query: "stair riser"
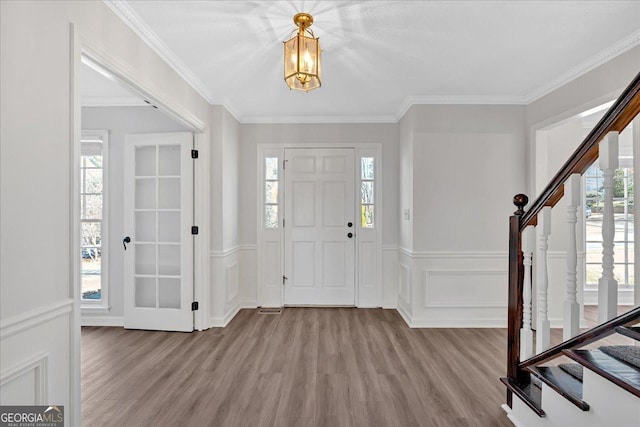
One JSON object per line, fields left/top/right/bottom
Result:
{"left": 505, "top": 369, "right": 639, "bottom": 427}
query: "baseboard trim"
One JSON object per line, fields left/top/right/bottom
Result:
{"left": 409, "top": 318, "right": 507, "bottom": 328}
{"left": 210, "top": 305, "right": 242, "bottom": 328}
{"left": 81, "top": 316, "right": 124, "bottom": 327}
{"left": 241, "top": 301, "right": 258, "bottom": 309}
{"left": 502, "top": 404, "right": 527, "bottom": 427}
{"left": 1, "top": 299, "right": 73, "bottom": 340}
{"left": 396, "top": 305, "right": 413, "bottom": 327}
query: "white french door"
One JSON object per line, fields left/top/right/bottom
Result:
{"left": 284, "top": 148, "right": 356, "bottom": 305}
{"left": 123, "top": 132, "right": 193, "bottom": 332}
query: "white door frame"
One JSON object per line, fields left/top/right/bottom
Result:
{"left": 256, "top": 143, "right": 383, "bottom": 308}
{"left": 70, "top": 24, "right": 210, "bottom": 425}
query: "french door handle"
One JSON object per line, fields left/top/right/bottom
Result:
{"left": 123, "top": 236, "right": 131, "bottom": 250}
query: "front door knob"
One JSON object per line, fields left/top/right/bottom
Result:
{"left": 347, "top": 232, "right": 354, "bottom": 238}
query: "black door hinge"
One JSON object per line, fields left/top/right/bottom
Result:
{"left": 191, "top": 149, "right": 199, "bottom": 159}
{"left": 191, "top": 226, "right": 199, "bottom": 235}
{"left": 191, "top": 301, "right": 199, "bottom": 311}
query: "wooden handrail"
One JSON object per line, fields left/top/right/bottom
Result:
{"left": 520, "top": 71, "right": 640, "bottom": 231}
{"left": 520, "top": 306, "right": 640, "bottom": 368}
{"left": 505, "top": 71, "right": 640, "bottom": 407}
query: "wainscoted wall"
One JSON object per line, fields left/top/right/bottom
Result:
{"left": 0, "top": 300, "right": 72, "bottom": 405}
{"left": 210, "top": 248, "right": 241, "bottom": 327}
{"left": 382, "top": 245, "right": 399, "bottom": 308}
{"left": 396, "top": 250, "right": 509, "bottom": 327}
{"left": 209, "top": 245, "right": 258, "bottom": 327}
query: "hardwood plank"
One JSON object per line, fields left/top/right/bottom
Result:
{"left": 82, "top": 308, "right": 513, "bottom": 426}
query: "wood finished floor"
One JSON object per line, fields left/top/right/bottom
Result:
{"left": 82, "top": 308, "right": 512, "bottom": 427}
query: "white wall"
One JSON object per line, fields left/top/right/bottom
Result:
{"left": 0, "top": 2, "right": 211, "bottom": 422}
{"left": 80, "top": 106, "right": 189, "bottom": 324}
{"left": 397, "top": 105, "right": 527, "bottom": 327}
{"left": 209, "top": 106, "right": 242, "bottom": 326}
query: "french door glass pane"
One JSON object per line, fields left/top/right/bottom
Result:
{"left": 136, "top": 146, "right": 156, "bottom": 176}
{"left": 159, "top": 278, "right": 181, "bottom": 309}
{"left": 159, "top": 212, "right": 180, "bottom": 242}
{"left": 158, "top": 178, "right": 180, "bottom": 209}
{"left": 159, "top": 145, "right": 181, "bottom": 176}
{"left": 135, "top": 179, "right": 156, "bottom": 209}
{"left": 136, "top": 212, "right": 156, "bottom": 242}
{"left": 135, "top": 277, "right": 156, "bottom": 308}
{"left": 135, "top": 244, "right": 156, "bottom": 275}
{"left": 158, "top": 245, "right": 181, "bottom": 276}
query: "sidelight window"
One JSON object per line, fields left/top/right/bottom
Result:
{"left": 360, "top": 157, "right": 375, "bottom": 228}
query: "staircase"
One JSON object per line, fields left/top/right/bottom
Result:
{"left": 502, "top": 71, "right": 640, "bottom": 426}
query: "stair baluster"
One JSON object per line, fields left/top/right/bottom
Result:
{"left": 564, "top": 174, "right": 581, "bottom": 340}
{"left": 536, "top": 207, "right": 551, "bottom": 353}
{"left": 521, "top": 226, "right": 534, "bottom": 359}
{"left": 598, "top": 132, "right": 619, "bottom": 323}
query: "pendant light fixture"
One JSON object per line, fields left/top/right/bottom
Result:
{"left": 283, "top": 13, "right": 321, "bottom": 92}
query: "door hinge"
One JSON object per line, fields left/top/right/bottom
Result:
{"left": 283, "top": 218, "right": 285, "bottom": 228}
{"left": 283, "top": 159, "right": 287, "bottom": 169}
{"left": 191, "top": 226, "right": 199, "bottom": 235}
{"left": 282, "top": 276, "right": 288, "bottom": 286}
{"left": 191, "top": 149, "right": 199, "bottom": 159}
{"left": 191, "top": 301, "right": 199, "bottom": 311}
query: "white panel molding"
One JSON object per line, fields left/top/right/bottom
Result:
{"left": 80, "top": 316, "right": 125, "bottom": 327}
{"left": 0, "top": 299, "right": 73, "bottom": 340}
{"left": 422, "top": 269, "right": 508, "bottom": 309}
{"left": 410, "top": 317, "right": 507, "bottom": 328}
{"left": 225, "top": 262, "right": 240, "bottom": 304}
{"left": 0, "top": 353, "right": 49, "bottom": 405}
{"left": 382, "top": 245, "right": 398, "bottom": 251}
{"left": 209, "top": 246, "right": 242, "bottom": 258}
{"left": 525, "top": 29, "right": 640, "bottom": 103}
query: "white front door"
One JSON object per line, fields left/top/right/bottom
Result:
{"left": 284, "top": 148, "right": 356, "bottom": 305}
{"left": 123, "top": 132, "right": 193, "bottom": 332}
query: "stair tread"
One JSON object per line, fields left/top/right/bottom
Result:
{"left": 563, "top": 349, "right": 640, "bottom": 398}
{"left": 527, "top": 366, "right": 589, "bottom": 411}
{"left": 500, "top": 377, "right": 545, "bottom": 417}
{"left": 558, "top": 363, "right": 584, "bottom": 381}
{"left": 615, "top": 326, "right": 640, "bottom": 342}
{"left": 600, "top": 345, "right": 640, "bottom": 369}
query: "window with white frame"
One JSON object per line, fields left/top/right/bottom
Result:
{"left": 585, "top": 162, "right": 634, "bottom": 288}
{"left": 80, "top": 131, "right": 109, "bottom": 306}
{"left": 360, "top": 157, "right": 375, "bottom": 228}
{"left": 264, "top": 156, "right": 279, "bottom": 228}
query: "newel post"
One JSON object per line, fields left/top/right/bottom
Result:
{"left": 508, "top": 194, "right": 528, "bottom": 400}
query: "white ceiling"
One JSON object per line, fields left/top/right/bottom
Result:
{"left": 104, "top": 0, "right": 640, "bottom": 123}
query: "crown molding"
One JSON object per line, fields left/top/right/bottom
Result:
{"left": 240, "top": 114, "right": 398, "bottom": 124}
{"left": 524, "top": 29, "right": 640, "bottom": 103}
{"left": 103, "top": 0, "right": 215, "bottom": 104}
{"left": 103, "top": 1, "right": 640, "bottom": 125}
{"left": 81, "top": 96, "right": 149, "bottom": 107}
{"left": 395, "top": 94, "right": 528, "bottom": 121}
